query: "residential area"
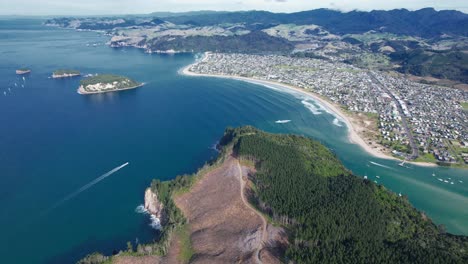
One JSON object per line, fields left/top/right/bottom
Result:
{"left": 190, "top": 53, "right": 468, "bottom": 166}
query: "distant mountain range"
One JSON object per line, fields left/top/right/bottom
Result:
{"left": 149, "top": 10, "right": 229, "bottom": 18}
{"left": 46, "top": 8, "right": 468, "bottom": 38}
{"left": 161, "top": 8, "right": 468, "bottom": 38}
{"left": 45, "top": 8, "right": 468, "bottom": 84}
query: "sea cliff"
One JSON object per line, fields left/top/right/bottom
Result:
{"left": 144, "top": 187, "right": 164, "bottom": 220}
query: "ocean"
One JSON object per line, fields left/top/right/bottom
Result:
{"left": 0, "top": 19, "right": 467, "bottom": 264}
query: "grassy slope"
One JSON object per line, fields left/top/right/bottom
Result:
{"left": 462, "top": 102, "right": 468, "bottom": 111}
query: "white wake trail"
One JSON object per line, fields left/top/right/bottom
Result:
{"left": 44, "top": 162, "right": 129, "bottom": 213}
{"left": 369, "top": 161, "right": 393, "bottom": 170}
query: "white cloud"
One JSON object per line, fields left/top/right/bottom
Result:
{"left": 0, "top": 0, "right": 466, "bottom": 15}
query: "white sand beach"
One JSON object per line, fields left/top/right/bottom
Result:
{"left": 181, "top": 55, "right": 437, "bottom": 168}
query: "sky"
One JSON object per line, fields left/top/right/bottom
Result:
{"left": 0, "top": 0, "right": 467, "bottom": 16}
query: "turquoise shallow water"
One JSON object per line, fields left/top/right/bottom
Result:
{"left": 0, "top": 19, "right": 467, "bottom": 264}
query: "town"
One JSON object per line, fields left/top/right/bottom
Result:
{"left": 190, "top": 53, "right": 468, "bottom": 166}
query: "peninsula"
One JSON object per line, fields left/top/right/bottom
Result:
{"left": 16, "top": 68, "right": 31, "bottom": 75}
{"left": 78, "top": 74, "right": 143, "bottom": 94}
{"left": 52, "top": 69, "right": 80, "bottom": 78}
{"left": 79, "top": 127, "right": 468, "bottom": 264}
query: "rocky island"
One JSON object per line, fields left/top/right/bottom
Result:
{"left": 16, "top": 68, "right": 31, "bottom": 75}
{"left": 78, "top": 74, "right": 143, "bottom": 94}
{"left": 52, "top": 69, "right": 80, "bottom": 78}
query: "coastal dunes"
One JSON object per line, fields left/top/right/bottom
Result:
{"left": 181, "top": 54, "right": 437, "bottom": 168}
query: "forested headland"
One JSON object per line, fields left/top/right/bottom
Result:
{"left": 80, "top": 126, "right": 468, "bottom": 263}
{"left": 220, "top": 126, "right": 468, "bottom": 263}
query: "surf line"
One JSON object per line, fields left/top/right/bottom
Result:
{"left": 43, "top": 162, "right": 129, "bottom": 214}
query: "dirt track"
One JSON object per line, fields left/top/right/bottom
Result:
{"left": 175, "top": 156, "right": 264, "bottom": 263}
{"left": 113, "top": 155, "right": 285, "bottom": 264}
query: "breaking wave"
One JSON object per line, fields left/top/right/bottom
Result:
{"left": 301, "top": 99, "right": 322, "bottom": 115}
{"left": 135, "top": 204, "right": 147, "bottom": 214}
{"left": 332, "top": 118, "right": 342, "bottom": 127}
{"left": 210, "top": 141, "right": 220, "bottom": 153}
{"left": 135, "top": 204, "right": 161, "bottom": 230}
{"left": 150, "top": 215, "right": 162, "bottom": 230}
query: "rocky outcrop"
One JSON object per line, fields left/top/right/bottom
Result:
{"left": 52, "top": 73, "right": 80, "bottom": 79}
{"left": 16, "top": 69, "right": 31, "bottom": 75}
{"left": 144, "top": 188, "right": 164, "bottom": 220}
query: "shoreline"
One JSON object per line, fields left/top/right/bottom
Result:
{"left": 77, "top": 83, "right": 145, "bottom": 95}
{"left": 52, "top": 73, "right": 81, "bottom": 79}
{"left": 16, "top": 70, "right": 31, "bottom": 75}
{"left": 181, "top": 58, "right": 437, "bottom": 168}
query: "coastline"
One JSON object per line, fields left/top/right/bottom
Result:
{"left": 181, "top": 57, "right": 437, "bottom": 168}
{"left": 52, "top": 73, "right": 81, "bottom": 79}
{"left": 16, "top": 70, "right": 31, "bottom": 75}
{"left": 77, "top": 83, "right": 145, "bottom": 95}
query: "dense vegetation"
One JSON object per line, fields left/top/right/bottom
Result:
{"left": 162, "top": 8, "right": 468, "bottom": 38}
{"left": 77, "top": 174, "right": 194, "bottom": 264}
{"left": 220, "top": 126, "right": 468, "bottom": 264}
{"left": 80, "top": 74, "right": 141, "bottom": 89}
{"left": 148, "top": 31, "right": 294, "bottom": 54}
{"left": 48, "top": 8, "right": 468, "bottom": 37}
{"left": 390, "top": 49, "right": 468, "bottom": 83}
{"left": 140, "top": 175, "right": 194, "bottom": 255}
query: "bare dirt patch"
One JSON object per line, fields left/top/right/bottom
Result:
{"left": 174, "top": 156, "right": 263, "bottom": 264}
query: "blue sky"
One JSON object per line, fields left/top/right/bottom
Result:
{"left": 0, "top": 0, "right": 466, "bottom": 15}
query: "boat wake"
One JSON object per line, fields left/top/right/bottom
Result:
{"left": 275, "top": 120, "right": 291, "bottom": 124}
{"left": 43, "top": 162, "right": 129, "bottom": 214}
{"left": 369, "top": 161, "right": 393, "bottom": 170}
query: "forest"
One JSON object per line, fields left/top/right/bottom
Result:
{"left": 220, "top": 126, "right": 468, "bottom": 263}
{"left": 148, "top": 31, "right": 294, "bottom": 54}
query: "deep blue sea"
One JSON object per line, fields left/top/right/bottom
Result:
{"left": 0, "top": 19, "right": 467, "bottom": 264}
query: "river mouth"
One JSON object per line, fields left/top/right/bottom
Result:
{"left": 0, "top": 19, "right": 467, "bottom": 264}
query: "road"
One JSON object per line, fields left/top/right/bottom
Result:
{"left": 236, "top": 160, "right": 267, "bottom": 264}
{"left": 368, "top": 72, "right": 419, "bottom": 160}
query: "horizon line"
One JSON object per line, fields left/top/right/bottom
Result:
{"left": 0, "top": 6, "right": 466, "bottom": 18}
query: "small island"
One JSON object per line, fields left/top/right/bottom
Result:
{"left": 78, "top": 74, "right": 143, "bottom": 95}
{"left": 52, "top": 69, "right": 81, "bottom": 79}
{"left": 16, "top": 68, "right": 31, "bottom": 75}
